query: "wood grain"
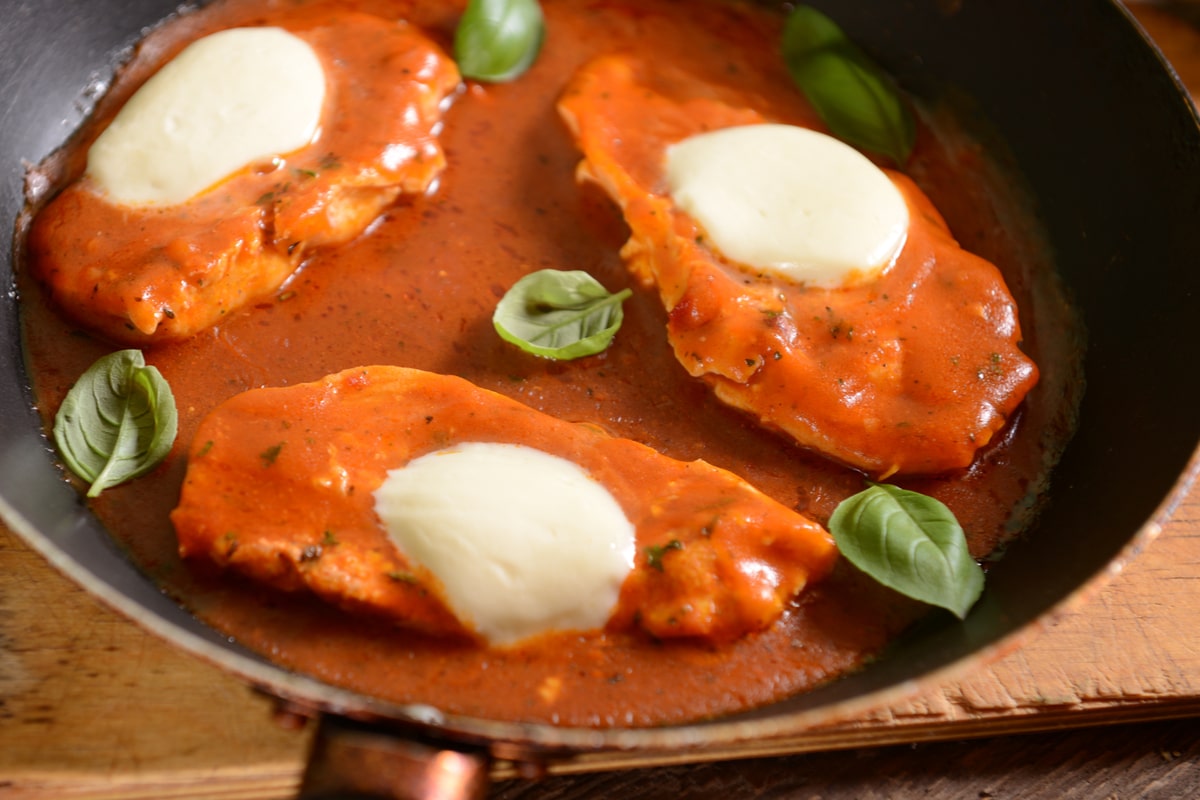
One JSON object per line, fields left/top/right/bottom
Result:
{"left": 2, "top": 3, "right": 1199, "bottom": 799}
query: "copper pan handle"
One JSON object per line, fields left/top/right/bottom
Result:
{"left": 298, "top": 716, "right": 492, "bottom": 800}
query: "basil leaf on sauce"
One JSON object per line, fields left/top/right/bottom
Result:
{"left": 493, "top": 269, "right": 632, "bottom": 360}
{"left": 781, "top": 5, "right": 916, "bottom": 165}
{"left": 454, "top": 0, "right": 545, "bottom": 82}
{"left": 828, "top": 483, "right": 984, "bottom": 619}
{"left": 52, "top": 349, "right": 178, "bottom": 498}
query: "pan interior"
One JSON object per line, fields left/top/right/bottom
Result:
{"left": 1, "top": 0, "right": 1198, "bottom": 750}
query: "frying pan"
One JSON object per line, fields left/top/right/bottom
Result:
{"left": 2, "top": 0, "right": 1199, "bottom": 796}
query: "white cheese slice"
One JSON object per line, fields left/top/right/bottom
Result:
{"left": 664, "top": 124, "right": 909, "bottom": 288}
{"left": 86, "top": 27, "right": 326, "bottom": 206}
{"left": 373, "top": 442, "right": 636, "bottom": 645}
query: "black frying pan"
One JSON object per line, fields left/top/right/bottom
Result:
{"left": 2, "top": 0, "right": 1199, "bottom": 795}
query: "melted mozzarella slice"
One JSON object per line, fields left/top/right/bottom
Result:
{"left": 664, "top": 124, "right": 908, "bottom": 287}
{"left": 86, "top": 27, "right": 326, "bottom": 206}
{"left": 374, "top": 442, "right": 636, "bottom": 645}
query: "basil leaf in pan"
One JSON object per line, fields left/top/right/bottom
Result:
{"left": 455, "top": 0, "right": 545, "bottom": 82}
{"left": 494, "top": 269, "right": 632, "bottom": 360}
{"left": 53, "top": 349, "right": 178, "bottom": 497}
{"left": 782, "top": 5, "right": 916, "bottom": 165}
{"left": 829, "top": 483, "right": 984, "bottom": 618}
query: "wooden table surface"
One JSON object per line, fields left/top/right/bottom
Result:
{"left": 4, "top": 3, "right": 1200, "bottom": 799}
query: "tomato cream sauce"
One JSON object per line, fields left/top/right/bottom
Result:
{"left": 17, "top": 0, "right": 1080, "bottom": 725}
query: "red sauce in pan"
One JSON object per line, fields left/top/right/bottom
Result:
{"left": 16, "top": 0, "right": 1080, "bottom": 725}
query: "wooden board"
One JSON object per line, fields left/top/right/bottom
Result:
{"left": 2, "top": 3, "right": 1199, "bottom": 798}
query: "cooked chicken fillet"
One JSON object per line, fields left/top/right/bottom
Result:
{"left": 26, "top": 13, "right": 460, "bottom": 344}
{"left": 558, "top": 55, "right": 1038, "bottom": 476}
{"left": 171, "top": 366, "right": 837, "bottom": 643}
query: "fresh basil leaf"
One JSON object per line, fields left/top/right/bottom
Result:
{"left": 493, "top": 269, "right": 632, "bottom": 360}
{"left": 52, "top": 349, "right": 178, "bottom": 498}
{"left": 781, "top": 5, "right": 916, "bottom": 165}
{"left": 828, "top": 483, "right": 984, "bottom": 619}
{"left": 454, "top": 0, "right": 545, "bottom": 82}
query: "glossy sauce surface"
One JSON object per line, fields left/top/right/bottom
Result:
{"left": 18, "top": 0, "right": 1080, "bottom": 726}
